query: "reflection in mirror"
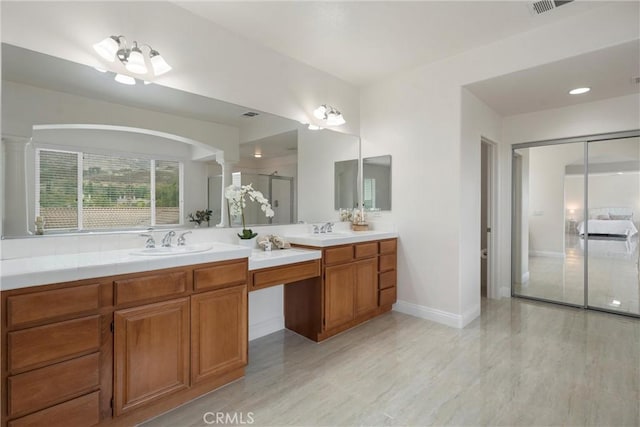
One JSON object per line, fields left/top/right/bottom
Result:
{"left": 363, "top": 155, "right": 391, "bottom": 211}
{"left": 1, "top": 43, "right": 360, "bottom": 237}
{"left": 334, "top": 159, "right": 358, "bottom": 210}
{"left": 334, "top": 155, "right": 392, "bottom": 211}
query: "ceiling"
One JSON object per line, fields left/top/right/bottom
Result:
{"left": 239, "top": 130, "right": 298, "bottom": 160}
{"left": 1, "top": 43, "right": 296, "bottom": 133}
{"left": 174, "top": 0, "right": 606, "bottom": 86}
{"left": 466, "top": 40, "right": 640, "bottom": 116}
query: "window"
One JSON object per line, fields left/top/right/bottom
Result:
{"left": 36, "top": 148, "right": 182, "bottom": 231}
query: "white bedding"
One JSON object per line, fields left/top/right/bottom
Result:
{"left": 577, "top": 220, "right": 638, "bottom": 237}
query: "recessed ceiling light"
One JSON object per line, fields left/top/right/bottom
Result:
{"left": 254, "top": 153, "right": 262, "bottom": 158}
{"left": 569, "top": 87, "right": 590, "bottom": 95}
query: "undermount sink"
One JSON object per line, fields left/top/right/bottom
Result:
{"left": 130, "top": 244, "right": 213, "bottom": 256}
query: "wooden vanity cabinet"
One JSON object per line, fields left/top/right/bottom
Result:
{"left": 113, "top": 298, "right": 190, "bottom": 415}
{"left": 1, "top": 279, "right": 108, "bottom": 427}
{"left": 1, "top": 258, "right": 248, "bottom": 427}
{"left": 288, "top": 238, "right": 397, "bottom": 342}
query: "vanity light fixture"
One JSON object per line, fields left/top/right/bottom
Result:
{"left": 569, "top": 87, "right": 590, "bottom": 95}
{"left": 313, "top": 104, "right": 346, "bottom": 126}
{"left": 93, "top": 35, "right": 172, "bottom": 82}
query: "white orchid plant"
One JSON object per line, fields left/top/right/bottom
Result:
{"left": 225, "top": 183, "right": 275, "bottom": 239}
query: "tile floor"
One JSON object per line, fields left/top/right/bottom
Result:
{"left": 514, "top": 234, "right": 639, "bottom": 314}
{"left": 142, "top": 298, "right": 640, "bottom": 427}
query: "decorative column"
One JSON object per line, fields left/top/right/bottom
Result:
{"left": 215, "top": 154, "right": 236, "bottom": 228}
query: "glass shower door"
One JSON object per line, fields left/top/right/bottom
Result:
{"left": 587, "top": 136, "right": 640, "bottom": 315}
{"left": 512, "top": 142, "right": 585, "bottom": 306}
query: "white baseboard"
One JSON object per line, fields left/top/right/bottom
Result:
{"left": 393, "top": 300, "right": 480, "bottom": 329}
{"left": 249, "top": 316, "right": 284, "bottom": 341}
{"left": 500, "top": 286, "right": 512, "bottom": 298}
{"left": 529, "top": 251, "right": 565, "bottom": 258}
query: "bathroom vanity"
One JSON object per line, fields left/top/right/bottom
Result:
{"left": 0, "top": 232, "right": 397, "bottom": 426}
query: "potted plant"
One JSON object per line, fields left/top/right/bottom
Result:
{"left": 225, "top": 183, "right": 274, "bottom": 241}
{"left": 187, "top": 209, "right": 212, "bottom": 227}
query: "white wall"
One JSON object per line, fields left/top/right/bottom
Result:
{"left": 361, "top": 2, "right": 640, "bottom": 327}
{"left": 0, "top": 1, "right": 360, "bottom": 136}
{"left": 298, "top": 128, "right": 360, "bottom": 224}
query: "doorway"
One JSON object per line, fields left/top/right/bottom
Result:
{"left": 481, "top": 138, "right": 497, "bottom": 299}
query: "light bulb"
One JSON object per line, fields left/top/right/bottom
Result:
{"left": 313, "top": 105, "right": 327, "bottom": 120}
{"left": 115, "top": 74, "right": 136, "bottom": 85}
{"left": 150, "top": 51, "right": 172, "bottom": 76}
{"left": 569, "top": 87, "right": 590, "bottom": 95}
{"left": 93, "top": 36, "right": 119, "bottom": 62}
{"left": 326, "top": 112, "right": 346, "bottom": 126}
{"left": 125, "top": 46, "right": 147, "bottom": 74}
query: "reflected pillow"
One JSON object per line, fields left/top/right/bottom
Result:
{"left": 610, "top": 214, "right": 632, "bottom": 220}
{"left": 596, "top": 214, "right": 610, "bottom": 220}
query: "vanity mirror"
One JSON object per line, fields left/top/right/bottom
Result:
{"left": 1, "top": 44, "right": 360, "bottom": 238}
{"left": 335, "top": 155, "right": 392, "bottom": 211}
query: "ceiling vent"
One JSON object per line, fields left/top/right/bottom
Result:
{"left": 529, "top": 0, "right": 574, "bottom": 15}
{"left": 242, "top": 111, "right": 260, "bottom": 117}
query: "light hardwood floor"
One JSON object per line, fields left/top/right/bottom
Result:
{"left": 142, "top": 298, "right": 640, "bottom": 426}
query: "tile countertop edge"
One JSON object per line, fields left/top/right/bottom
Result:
{"left": 284, "top": 230, "right": 399, "bottom": 247}
{"left": 0, "top": 245, "right": 252, "bottom": 291}
{"left": 248, "top": 248, "right": 322, "bottom": 271}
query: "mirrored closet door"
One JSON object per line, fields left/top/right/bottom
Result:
{"left": 587, "top": 136, "right": 640, "bottom": 315}
{"left": 512, "top": 132, "right": 640, "bottom": 317}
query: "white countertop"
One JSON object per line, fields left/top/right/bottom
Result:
{"left": 284, "top": 230, "right": 398, "bottom": 247}
{"left": 248, "top": 248, "right": 321, "bottom": 271}
{"left": 0, "top": 243, "right": 251, "bottom": 291}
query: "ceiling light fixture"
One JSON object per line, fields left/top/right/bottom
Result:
{"left": 114, "top": 73, "right": 136, "bottom": 85}
{"left": 569, "top": 87, "right": 590, "bottom": 95}
{"left": 93, "top": 35, "right": 172, "bottom": 85}
{"left": 313, "top": 104, "right": 346, "bottom": 126}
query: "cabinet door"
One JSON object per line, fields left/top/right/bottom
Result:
{"left": 191, "top": 285, "right": 247, "bottom": 384}
{"left": 355, "top": 258, "right": 378, "bottom": 316}
{"left": 114, "top": 298, "right": 190, "bottom": 415}
{"left": 324, "top": 264, "right": 355, "bottom": 330}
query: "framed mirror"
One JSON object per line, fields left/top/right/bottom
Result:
{"left": 335, "top": 155, "right": 392, "bottom": 212}
{"left": 1, "top": 44, "right": 360, "bottom": 237}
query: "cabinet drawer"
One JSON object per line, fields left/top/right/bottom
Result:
{"left": 379, "top": 239, "right": 397, "bottom": 254}
{"left": 7, "top": 284, "right": 100, "bottom": 329}
{"left": 379, "top": 270, "right": 397, "bottom": 290}
{"left": 379, "top": 287, "right": 397, "bottom": 307}
{"left": 194, "top": 259, "right": 247, "bottom": 292}
{"left": 8, "top": 316, "right": 100, "bottom": 374}
{"left": 8, "top": 391, "right": 100, "bottom": 427}
{"left": 354, "top": 242, "right": 378, "bottom": 259}
{"left": 323, "top": 245, "right": 353, "bottom": 265}
{"left": 379, "top": 253, "right": 397, "bottom": 273}
{"left": 8, "top": 353, "right": 100, "bottom": 417}
{"left": 252, "top": 260, "right": 320, "bottom": 290}
{"left": 115, "top": 271, "right": 188, "bottom": 305}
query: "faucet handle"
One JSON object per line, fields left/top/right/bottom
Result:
{"left": 325, "top": 222, "right": 334, "bottom": 233}
{"left": 312, "top": 225, "right": 320, "bottom": 234}
{"left": 140, "top": 233, "right": 156, "bottom": 248}
{"left": 177, "top": 231, "right": 192, "bottom": 246}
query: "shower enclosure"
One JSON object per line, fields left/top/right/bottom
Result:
{"left": 512, "top": 131, "right": 640, "bottom": 317}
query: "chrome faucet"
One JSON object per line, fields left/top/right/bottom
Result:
{"left": 161, "top": 230, "right": 176, "bottom": 247}
{"left": 177, "top": 231, "right": 192, "bottom": 246}
{"left": 140, "top": 233, "right": 156, "bottom": 248}
{"left": 320, "top": 222, "right": 334, "bottom": 233}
